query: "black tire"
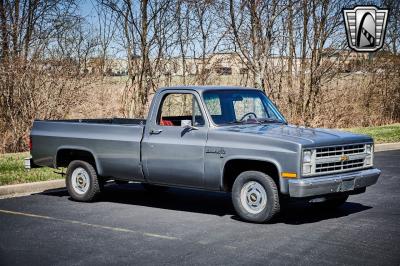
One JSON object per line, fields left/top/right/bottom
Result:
{"left": 142, "top": 183, "right": 169, "bottom": 193}
{"left": 232, "top": 171, "right": 280, "bottom": 223}
{"left": 66, "top": 160, "right": 101, "bottom": 202}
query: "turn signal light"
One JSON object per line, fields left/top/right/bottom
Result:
{"left": 281, "top": 172, "right": 297, "bottom": 178}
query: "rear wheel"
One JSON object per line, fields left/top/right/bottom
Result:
{"left": 66, "top": 160, "right": 101, "bottom": 202}
{"left": 232, "top": 171, "right": 280, "bottom": 223}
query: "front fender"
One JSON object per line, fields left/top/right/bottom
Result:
{"left": 222, "top": 155, "right": 293, "bottom": 194}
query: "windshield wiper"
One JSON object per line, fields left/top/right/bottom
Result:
{"left": 226, "top": 120, "right": 245, "bottom": 124}
{"left": 257, "top": 118, "right": 286, "bottom": 124}
{"left": 227, "top": 120, "right": 261, "bottom": 125}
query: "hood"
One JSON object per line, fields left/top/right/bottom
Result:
{"left": 217, "top": 124, "right": 373, "bottom": 147}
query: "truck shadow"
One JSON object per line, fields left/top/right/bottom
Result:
{"left": 40, "top": 183, "right": 372, "bottom": 225}
{"left": 256, "top": 201, "right": 371, "bottom": 225}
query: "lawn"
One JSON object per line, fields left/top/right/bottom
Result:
{"left": 344, "top": 123, "right": 400, "bottom": 144}
{"left": 0, "top": 152, "right": 62, "bottom": 186}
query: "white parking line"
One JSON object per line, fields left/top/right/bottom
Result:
{"left": 0, "top": 209, "right": 179, "bottom": 241}
{"left": 0, "top": 208, "right": 239, "bottom": 249}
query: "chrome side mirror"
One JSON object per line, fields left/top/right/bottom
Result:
{"left": 181, "top": 120, "right": 192, "bottom": 127}
{"left": 181, "top": 120, "right": 198, "bottom": 130}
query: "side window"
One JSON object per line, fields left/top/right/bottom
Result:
{"left": 157, "top": 93, "right": 205, "bottom": 126}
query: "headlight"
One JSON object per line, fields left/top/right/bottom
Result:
{"left": 365, "top": 144, "right": 372, "bottom": 154}
{"left": 303, "top": 150, "right": 312, "bottom": 163}
{"left": 365, "top": 144, "right": 373, "bottom": 166}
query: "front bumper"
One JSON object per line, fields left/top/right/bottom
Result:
{"left": 288, "top": 168, "right": 381, "bottom": 198}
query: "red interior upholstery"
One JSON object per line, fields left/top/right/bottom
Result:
{"left": 160, "top": 119, "right": 173, "bottom": 126}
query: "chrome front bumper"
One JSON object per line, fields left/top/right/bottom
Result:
{"left": 288, "top": 168, "right": 381, "bottom": 198}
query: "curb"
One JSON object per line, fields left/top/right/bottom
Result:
{"left": 0, "top": 179, "right": 65, "bottom": 198}
{"left": 375, "top": 142, "right": 400, "bottom": 152}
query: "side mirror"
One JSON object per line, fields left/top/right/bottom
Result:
{"left": 181, "top": 120, "right": 198, "bottom": 130}
{"left": 181, "top": 120, "right": 192, "bottom": 128}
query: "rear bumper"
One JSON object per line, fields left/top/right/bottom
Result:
{"left": 288, "top": 168, "right": 381, "bottom": 198}
{"left": 24, "top": 157, "right": 39, "bottom": 169}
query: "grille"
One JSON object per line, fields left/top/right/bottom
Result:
{"left": 316, "top": 144, "right": 365, "bottom": 158}
{"left": 304, "top": 143, "right": 371, "bottom": 176}
{"left": 316, "top": 159, "right": 364, "bottom": 173}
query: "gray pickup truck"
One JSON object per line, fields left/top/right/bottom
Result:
{"left": 26, "top": 86, "right": 381, "bottom": 223}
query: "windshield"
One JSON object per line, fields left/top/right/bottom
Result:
{"left": 203, "top": 90, "right": 286, "bottom": 125}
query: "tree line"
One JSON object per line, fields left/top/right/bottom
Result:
{"left": 0, "top": 0, "right": 399, "bottom": 152}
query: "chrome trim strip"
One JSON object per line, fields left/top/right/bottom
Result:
{"left": 310, "top": 142, "right": 373, "bottom": 149}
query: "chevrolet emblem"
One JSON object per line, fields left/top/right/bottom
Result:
{"left": 340, "top": 155, "right": 349, "bottom": 162}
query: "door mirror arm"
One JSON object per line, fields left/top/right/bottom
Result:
{"left": 181, "top": 119, "right": 198, "bottom": 130}
{"left": 183, "top": 124, "right": 199, "bottom": 131}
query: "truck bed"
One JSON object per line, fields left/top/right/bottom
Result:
{"left": 30, "top": 118, "right": 146, "bottom": 181}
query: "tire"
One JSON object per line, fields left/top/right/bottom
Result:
{"left": 232, "top": 171, "right": 280, "bottom": 223}
{"left": 66, "top": 160, "right": 101, "bottom": 202}
{"left": 142, "top": 183, "right": 169, "bottom": 193}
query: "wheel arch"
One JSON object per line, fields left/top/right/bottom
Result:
{"left": 55, "top": 146, "right": 102, "bottom": 175}
{"left": 221, "top": 157, "right": 282, "bottom": 192}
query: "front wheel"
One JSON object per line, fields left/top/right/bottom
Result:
{"left": 232, "top": 171, "right": 280, "bottom": 223}
{"left": 66, "top": 160, "right": 101, "bottom": 202}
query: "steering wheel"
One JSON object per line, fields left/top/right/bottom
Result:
{"left": 239, "top": 112, "right": 258, "bottom": 121}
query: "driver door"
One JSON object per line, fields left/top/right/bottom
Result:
{"left": 141, "top": 91, "right": 208, "bottom": 188}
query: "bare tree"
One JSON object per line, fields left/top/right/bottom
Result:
{"left": 191, "top": 0, "right": 226, "bottom": 85}
{"left": 1, "top": 0, "right": 400, "bottom": 153}
{"left": 384, "top": 0, "right": 400, "bottom": 54}
{"left": 100, "top": 0, "right": 174, "bottom": 117}
{"left": 229, "top": 0, "right": 286, "bottom": 89}
{"left": 93, "top": 1, "right": 117, "bottom": 75}
{"left": 0, "top": 0, "right": 98, "bottom": 152}
{"left": 174, "top": 0, "right": 191, "bottom": 85}
{"left": 299, "top": 0, "right": 347, "bottom": 124}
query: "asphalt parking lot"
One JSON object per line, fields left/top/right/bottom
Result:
{"left": 0, "top": 150, "right": 399, "bottom": 265}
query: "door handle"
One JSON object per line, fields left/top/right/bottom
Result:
{"left": 150, "top": 129, "right": 163, "bottom": 135}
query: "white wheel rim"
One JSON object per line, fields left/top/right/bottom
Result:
{"left": 71, "top": 167, "right": 90, "bottom": 195}
{"left": 240, "top": 181, "right": 267, "bottom": 214}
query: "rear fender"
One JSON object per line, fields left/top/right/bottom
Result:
{"left": 55, "top": 146, "right": 102, "bottom": 175}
